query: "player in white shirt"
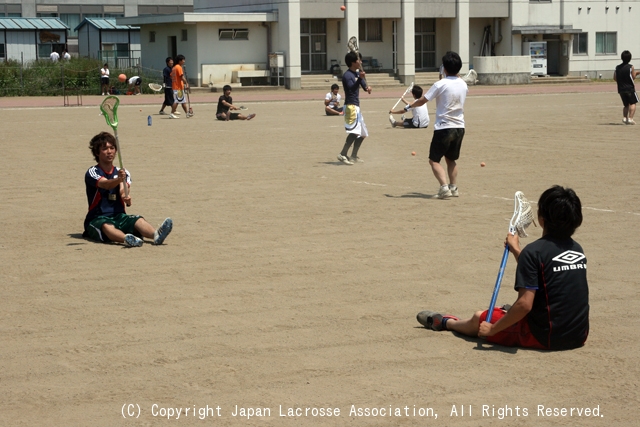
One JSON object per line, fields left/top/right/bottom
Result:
{"left": 50, "top": 51, "right": 59, "bottom": 62}
{"left": 324, "top": 84, "right": 344, "bottom": 115}
{"left": 406, "top": 51, "right": 468, "bottom": 199}
{"left": 128, "top": 76, "right": 142, "bottom": 95}
{"left": 100, "top": 64, "right": 110, "bottom": 96}
{"left": 388, "top": 85, "right": 430, "bottom": 128}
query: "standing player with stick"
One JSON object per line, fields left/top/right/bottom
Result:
{"left": 83, "top": 131, "right": 173, "bottom": 247}
{"left": 416, "top": 186, "right": 589, "bottom": 351}
{"left": 337, "top": 46, "right": 371, "bottom": 165}
{"left": 159, "top": 57, "right": 175, "bottom": 115}
{"left": 170, "top": 55, "right": 190, "bottom": 119}
{"left": 405, "top": 51, "right": 467, "bottom": 198}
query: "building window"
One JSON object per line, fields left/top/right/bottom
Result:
{"left": 181, "top": 29, "right": 188, "bottom": 41}
{"left": 218, "top": 29, "right": 249, "bottom": 40}
{"left": 595, "top": 32, "right": 616, "bottom": 54}
{"left": 572, "top": 33, "right": 587, "bottom": 55}
{"left": 0, "top": 43, "right": 5, "bottom": 59}
{"left": 359, "top": 19, "right": 382, "bottom": 42}
{"left": 150, "top": 31, "right": 156, "bottom": 43}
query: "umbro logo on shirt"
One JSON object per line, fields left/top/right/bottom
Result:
{"left": 552, "top": 250, "right": 586, "bottom": 272}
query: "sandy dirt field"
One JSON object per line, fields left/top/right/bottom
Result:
{"left": 1, "top": 86, "right": 639, "bottom": 426}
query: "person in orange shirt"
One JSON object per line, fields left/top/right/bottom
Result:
{"left": 170, "top": 55, "right": 190, "bottom": 118}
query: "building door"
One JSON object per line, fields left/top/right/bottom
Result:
{"left": 415, "top": 18, "right": 436, "bottom": 70}
{"left": 300, "top": 19, "right": 327, "bottom": 73}
{"left": 392, "top": 20, "right": 397, "bottom": 73}
{"left": 168, "top": 36, "right": 177, "bottom": 60}
{"left": 546, "top": 39, "right": 560, "bottom": 75}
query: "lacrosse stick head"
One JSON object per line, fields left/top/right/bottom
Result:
{"left": 100, "top": 95, "right": 119, "bottom": 129}
{"left": 347, "top": 36, "right": 359, "bottom": 54}
{"left": 510, "top": 191, "right": 535, "bottom": 237}
{"left": 148, "top": 83, "right": 163, "bottom": 92}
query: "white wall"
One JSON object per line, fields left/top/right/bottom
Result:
{"left": 6, "top": 31, "right": 37, "bottom": 62}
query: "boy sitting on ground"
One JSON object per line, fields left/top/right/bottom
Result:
{"left": 216, "top": 85, "right": 256, "bottom": 121}
{"left": 325, "top": 83, "right": 344, "bottom": 116}
{"left": 389, "top": 85, "right": 430, "bottom": 129}
{"left": 417, "top": 185, "right": 589, "bottom": 350}
{"left": 83, "top": 132, "right": 173, "bottom": 247}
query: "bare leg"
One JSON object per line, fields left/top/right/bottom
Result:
{"left": 325, "top": 107, "right": 340, "bottom": 116}
{"left": 182, "top": 103, "right": 188, "bottom": 113}
{"left": 429, "top": 159, "right": 448, "bottom": 186}
{"left": 101, "top": 223, "right": 126, "bottom": 244}
{"left": 445, "top": 311, "right": 483, "bottom": 337}
{"left": 445, "top": 157, "right": 458, "bottom": 186}
{"left": 624, "top": 105, "right": 629, "bottom": 120}
{"left": 134, "top": 218, "right": 156, "bottom": 239}
{"left": 629, "top": 103, "right": 636, "bottom": 120}
{"left": 171, "top": 102, "right": 178, "bottom": 114}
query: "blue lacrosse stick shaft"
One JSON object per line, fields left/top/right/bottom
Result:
{"left": 486, "top": 244, "right": 510, "bottom": 323}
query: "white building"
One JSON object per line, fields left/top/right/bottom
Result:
{"left": 0, "top": 0, "right": 193, "bottom": 55}
{"left": 75, "top": 18, "right": 140, "bottom": 68}
{"left": 118, "top": 0, "right": 640, "bottom": 88}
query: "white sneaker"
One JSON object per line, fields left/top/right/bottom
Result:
{"left": 186, "top": 112, "right": 193, "bottom": 118}
{"left": 159, "top": 111, "right": 167, "bottom": 115}
{"left": 350, "top": 156, "right": 364, "bottom": 163}
{"left": 154, "top": 218, "right": 173, "bottom": 245}
{"left": 449, "top": 185, "right": 459, "bottom": 197}
{"left": 101, "top": 92, "right": 105, "bottom": 96}
{"left": 124, "top": 234, "right": 144, "bottom": 247}
{"left": 389, "top": 115, "right": 397, "bottom": 128}
{"left": 174, "top": 111, "right": 181, "bottom": 115}
{"left": 337, "top": 154, "right": 354, "bottom": 165}
{"left": 170, "top": 113, "right": 179, "bottom": 119}
{"left": 628, "top": 119, "right": 636, "bottom": 125}
{"left": 436, "top": 186, "right": 452, "bottom": 199}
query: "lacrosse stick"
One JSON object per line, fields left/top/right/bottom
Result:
{"left": 486, "top": 191, "right": 536, "bottom": 323}
{"left": 184, "top": 67, "right": 194, "bottom": 117}
{"left": 148, "top": 83, "right": 163, "bottom": 92}
{"left": 99, "top": 96, "right": 130, "bottom": 204}
{"left": 390, "top": 82, "right": 415, "bottom": 119}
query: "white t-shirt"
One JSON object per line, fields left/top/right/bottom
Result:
{"left": 424, "top": 76, "right": 468, "bottom": 130}
{"left": 63, "top": 52, "right": 71, "bottom": 60}
{"left": 325, "top": 92, "right": 342, "bottom": 109}
{"left": 101, "top": 68, "right": 109, "bottom": 78}
{"left": 128, "top": 76, "right": 140, "bottom": 84}
{"left": 50, "top": 51, "right": 59, "bottom": 62}
{"left": 409, "top": 103, "right": 430, "bottom": 128}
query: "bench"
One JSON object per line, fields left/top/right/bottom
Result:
{"left": 362, "top": 57, "right": 382, "bottom": 72}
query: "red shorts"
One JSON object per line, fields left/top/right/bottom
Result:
{"left": 480, "top": 308, "right": 546, "bottom": 349}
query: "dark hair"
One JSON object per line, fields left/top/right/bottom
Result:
{"left": 175, "top": 54, "right": 185, "bottom": 63}
{"left": 621, "top": 50, "right": 632, "bottom": 64}
{"left": 412, "top": 85, "right": 423, "bottom": 98}
{"left": 442, "top": 51, "right": 462, "bottom": 76}
{"left": 103, "top": 63, "right": 108, "bottom": 67}
{"left": 345, "top": 51, "right": 359, "bottom": 67}
{"left": 166, "top": 56, "right": 173, "bottom": 65}
{"left": 331, "top": 83, "right": 339, "bottom": 91}
{"left": 537, "top": 186, "right": 583, "bottom": 240}
{"left": 89, "top": 132, "right": 117, "bottom": 162}
{"left": 223, "top": 84, "right": 232, "bottom": 92}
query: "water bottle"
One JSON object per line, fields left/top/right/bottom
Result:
{"left": 147, "top": 115, "right": 152, "bottom": 126}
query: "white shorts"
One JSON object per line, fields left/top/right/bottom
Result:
{"left": 173, "top": 89, "right": 186, "bottom": 104}
{"left": 344, "top": 104, "right": 368, "bottom": 137}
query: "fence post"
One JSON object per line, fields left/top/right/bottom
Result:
{"left": 20, "top": 52, "right": 24, "bottom": 95}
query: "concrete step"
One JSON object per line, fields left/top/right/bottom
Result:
{"left": 301, "top": 73, "right": 403, "bottom": 90}
{"left": 530, "top": 75, "right": 591, "bottom": 84}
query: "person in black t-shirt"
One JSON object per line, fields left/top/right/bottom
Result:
{"left": 417, "top": 186, "right": 589, "bottom": 350}
{"left": 613, "top": 50, "right": 639, "bottom": 125}
{"left": 216, "top": 85, "right": 255, "bottom": 121}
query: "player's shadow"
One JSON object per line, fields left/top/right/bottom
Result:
{"left": 600, "top": 122, "right": 632, "bottom": 126}
{"left": 415, "top": 326, "right": 520, "bottom": 354}
{"left": 384, "top": 192, "right": 440, "bottom": 199}
{"left": 67, "top": 233, "right": 87, "bottom": 245}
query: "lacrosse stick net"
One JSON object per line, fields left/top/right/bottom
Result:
{"left": 148, "top": 83, "right": 163, "bottom": 92}
{"left": 99, "top": 96, "right": 129, "bottom": 201}
{"left": 486, "top": 191, "right": 535, "bottom": 322}
{"left": 347, "top": 36, "right": 359, "bottom": 54}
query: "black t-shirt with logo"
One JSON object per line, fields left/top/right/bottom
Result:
{"left": 515, "top": 235, "right": 589, "bottom": 350}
